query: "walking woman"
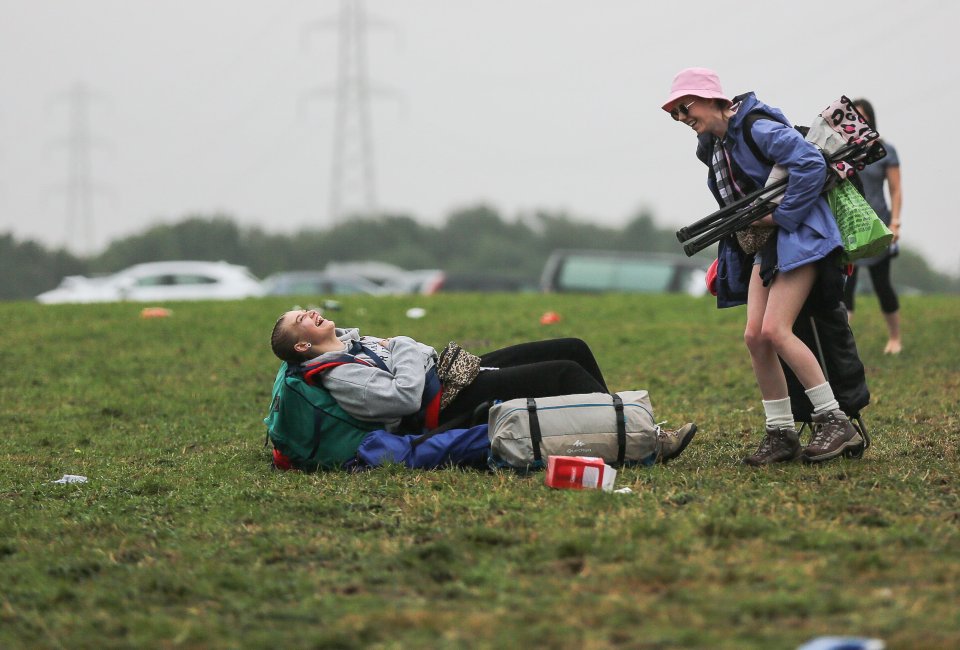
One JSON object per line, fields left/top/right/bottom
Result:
{"left": 842, "top": 99, "right": 903, "bottom": 354}
{"left": 662, "top": 67, "right": 864, "bottom": 464}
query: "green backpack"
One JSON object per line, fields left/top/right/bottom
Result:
{"left": 263, "top": 361, "right": 384, "bottom": 471}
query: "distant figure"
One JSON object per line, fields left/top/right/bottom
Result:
{"left": 662, "top": 67, "right": 865, "bottom": 465}
{"left": 842, "top": 99, "right": 903, "bottom": 355}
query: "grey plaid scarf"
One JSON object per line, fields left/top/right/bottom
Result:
{"left": 711, "top": 137, "right": 744, "bottom": 206}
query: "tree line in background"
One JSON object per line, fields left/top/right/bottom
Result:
{"left": 2, "top": 205, "right": 958, "bottom": 300}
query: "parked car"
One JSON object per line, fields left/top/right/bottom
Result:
{"left": 440, "top": 271, "right": 533, "bottom": 292}
{"left": 324, "top": 261, "right": 446, "bottom": 295}
{"left": 380, "top": 269, "right": 446, "bottom": 295}
{"left": 540, "top": 250, "right": 710, "bottom": 296}
{"left": 261, "top": 271, "right": 386, "bottom": 297}
{"left": 36, "top": 261, "right": 265, "bottom": 304}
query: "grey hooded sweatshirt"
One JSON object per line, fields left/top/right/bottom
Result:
{"left": 300, "top": 328, "right": 437, "bottom": 431}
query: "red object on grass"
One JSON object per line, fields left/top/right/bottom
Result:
{"left": 540, "top": 311, "right": 561, "bottom": 325}
{"left": 545, "top": 456, "right": 611, "bottom": 490}
{"left": 272, "top": 448, "right": 294, "bottom": 471}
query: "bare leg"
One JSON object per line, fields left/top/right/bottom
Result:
{"left": 763, "top": 264, "right": 827, "bottom": 388}
{"left": 745, "top": 264, "right": 827, "bottom": 395}
{"left": 883, "top": 311, "right": 902, "bottom": 354}
{"left": 744, "top": 266, "right": 788, "bottom": 400}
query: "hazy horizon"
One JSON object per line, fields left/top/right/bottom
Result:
{"left": 1, "top": 0, "right": 956, "bottom": 274}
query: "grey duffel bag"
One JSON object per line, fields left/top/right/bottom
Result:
{"left": 487, "top": 391, "right": 660, "bottom": 470}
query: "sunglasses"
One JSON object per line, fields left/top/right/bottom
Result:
{"left": 670, "top": 100, "right": 697, "bottom": 121}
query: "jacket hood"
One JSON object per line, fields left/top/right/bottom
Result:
{"left": 697, "top": 91, "right": 792, "bottom": 163}
{"left": 728, "top": 92, "right": 791, "bottom": 132}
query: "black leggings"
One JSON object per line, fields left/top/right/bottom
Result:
{"left": 437, "top": 338, "right": 608, "bottom": 426}
{"left": 842, "top": 256, "right": 899, "bottom": 314}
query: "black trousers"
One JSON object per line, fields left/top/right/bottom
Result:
{"left": 842, "top": 256, "right": 899, "bottom": 314}
{"left": 437, "top": 338, "right": 608, "bottom": 427}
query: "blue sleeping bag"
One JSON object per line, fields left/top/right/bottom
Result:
{"left": 354, "top": 425, "right": 490, "bottom": 470}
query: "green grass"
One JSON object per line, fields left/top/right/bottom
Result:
{"left": 1, "top": 293, "right": 958, "bottom": 649}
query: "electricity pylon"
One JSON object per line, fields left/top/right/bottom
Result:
{"left": 52, "top": 81, "right": 108, "bottom": 254}
{"left": 302, "top": 0, "right": 399, "bottom": 225}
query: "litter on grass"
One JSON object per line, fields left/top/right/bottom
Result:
{"left": 51, "top": 474, "right": 88, "bottom": 484}
{"left": 545, "top": 456, "right": 616, "bottom": 492}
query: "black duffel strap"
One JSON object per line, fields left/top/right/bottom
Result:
{"left": 526, "top": 398, "right": 544, "bottom": 462}
{"left": 524, "top": 394, "right": 625, "bottom": 466}
{"left": 612, "top": 393, "right": 626, "bottom": 467}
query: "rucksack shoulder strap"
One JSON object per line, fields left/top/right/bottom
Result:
{"left": 301, "top": 354, "right": 371, "bottom": 384}
{"left": 741, "top": 110, "right": 786, "bottom": 168}
{"left": 301, "top": 339, "right": 395, "bottom": 384}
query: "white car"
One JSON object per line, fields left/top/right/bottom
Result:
{"left": 36, "top": 261, "right": 265, "bottom": 304}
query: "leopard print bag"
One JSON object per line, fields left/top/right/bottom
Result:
{"left": 735, "top": 226, "right": 776, "bottom": 255}
{"left": 435, "top": 342, "right": 482, "bottom": 410}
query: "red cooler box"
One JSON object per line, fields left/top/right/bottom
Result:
{"left": 545, "top": 455, "right": 617, "bottom": 491}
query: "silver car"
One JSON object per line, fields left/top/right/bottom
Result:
{"left": 261, "top": 271, "right": 386, "bottom": 297}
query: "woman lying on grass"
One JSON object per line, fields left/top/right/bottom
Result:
{"left": 269, "top": 308, "right": 696, "bottom": 463}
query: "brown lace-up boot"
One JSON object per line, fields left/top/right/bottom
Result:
{"left": 656, "top": 423, "right": 697, "bottom": 464}
{"left": 742, "top": 426, "right": 801, "bottom": 466}
{"left": 802, "top": 409, "right": 863, "bottom": 463}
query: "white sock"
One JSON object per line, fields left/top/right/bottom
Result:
{"left": 762, "top": 397, "right": 795, "bottom": 430}
{"left": 805, "top": 382, "right": 840, "bottom": 415}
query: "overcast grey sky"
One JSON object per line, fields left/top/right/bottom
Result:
{"left": 1, "top": 0, "right": 957, "bottom": 273}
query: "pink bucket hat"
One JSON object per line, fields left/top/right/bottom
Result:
{"left": 661, "top": 67, "right": 732, "bottom": 112}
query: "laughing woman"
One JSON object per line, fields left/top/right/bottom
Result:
{"left": 662, "top": 67, "right": 864, "bottom": 465}
{"left": 269, "top": 307, "right": 695, "bottom": 461}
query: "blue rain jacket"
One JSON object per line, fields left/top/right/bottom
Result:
{"left": 697, "top": 93, "right": 843, "bottom": 307}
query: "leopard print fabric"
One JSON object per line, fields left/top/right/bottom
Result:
{"left": 735, "top": 226, "right": 776, "bottom": 255}
{"left": 436, "top": 342, "right": 482, "bottom": 410}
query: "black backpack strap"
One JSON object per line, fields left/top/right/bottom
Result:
{"left": 352, "top": 341, "right": 390, "bottom": 373}
{"left": 612, "top": 394, "right": 626, "bottom": 467}
{"left": 526, "top": 398, "right": 543, "bottom": 463}
{"left": 742, "top": 111, "right": 780, "bottom": 168}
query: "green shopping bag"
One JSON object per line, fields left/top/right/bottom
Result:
{"left": 826, "top": 180, "right": 893, "bottom": 263}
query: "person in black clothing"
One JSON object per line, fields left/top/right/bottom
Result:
{"left": 841, "top": 98, "right": 903, "bottom": 355}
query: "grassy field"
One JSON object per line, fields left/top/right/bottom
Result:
{"left": 1, "top": 292, "right": 958, "bottom": 649}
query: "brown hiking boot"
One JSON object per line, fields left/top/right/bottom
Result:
{"left": 802, "top": 409, "right": 864, "bottom": 463}
{"left": 656, "top": 423, "right": 697, "bottom": 464}
{"left": 742, "top": 426, "right": 801, "bottom": 466}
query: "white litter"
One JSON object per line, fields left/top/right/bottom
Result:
{"left": 52, "top": 474, "right": 88, "bottom": 484}
{"left": 614, "top": 487, "right": 633, "bottom": 494}
{"left": 405, "top": 307, "right": 426, "bottom": 319}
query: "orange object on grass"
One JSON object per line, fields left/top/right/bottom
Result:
{"left": 140, "top": 307, "right": 172, "bottom": 319}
